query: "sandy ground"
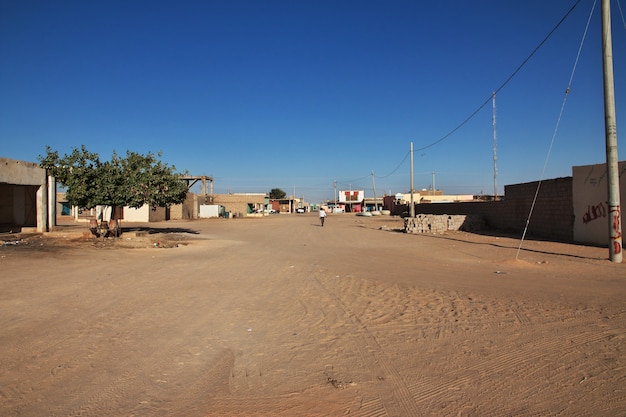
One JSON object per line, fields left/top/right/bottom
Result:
{"left": 1, "top": 213, "right": 625, "bottom": 416}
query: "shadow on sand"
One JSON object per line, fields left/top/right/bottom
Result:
{"left": 122, "top": 226, "right": 201, "bottom": 235}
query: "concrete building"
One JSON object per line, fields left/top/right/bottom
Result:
{"left": 212, "top": 193, "right": 269, "bottom": 217}
{"left": 56, "top": 192, "right": 168, "bottom": 223}
{"left": 0, "top": 157, "right": 53, "bottom": 233}
{"left": 338, "top": 190, "right": 365, "bottom": 212}
{"left": 271, "top": 196, "right": 306, "bottom": 213}
{"left": 362, "top": 197, "right": 384, "bottom": 212}
{"left": 56, "top": 190, "right": 271, "bottom": 222}
{"left": 395, "top": 190, "right": 474, "bottom": 204}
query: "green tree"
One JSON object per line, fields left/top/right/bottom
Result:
{"left": 39, "top": 146, "right": 188, "bottom": 210}
{"left": 269, "top": 188, "right": 287, "bottom": 199}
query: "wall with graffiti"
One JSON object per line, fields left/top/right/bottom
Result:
{"left": 573, "top": 161, "right": 626, "bottom": 246}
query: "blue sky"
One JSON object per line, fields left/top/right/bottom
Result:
{"left": 1, "top": 0, "right": 625, "bottom": 203}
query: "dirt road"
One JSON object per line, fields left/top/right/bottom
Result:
{"left": 1, "top": 213, "right": 625, "bottom": 416}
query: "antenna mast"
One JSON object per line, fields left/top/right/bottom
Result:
{"left": 410, "top": 142, "right": 415, "bottom": 217}
{"left": 492, "top": 92, "right": 498, "bottom": 200}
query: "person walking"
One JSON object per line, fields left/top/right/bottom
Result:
{"left": 319, "top": 207, "right": 327, "bottom": 227}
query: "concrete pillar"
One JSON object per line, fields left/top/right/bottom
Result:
{"left": 47, "top": 175, "right": 56, "bottom": 231}
{"left": 36, "top": 183, "right": 47, "bottom": 233}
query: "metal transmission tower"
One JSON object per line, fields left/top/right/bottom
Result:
{"left": 492, "top": 92, "right": 498, "bottom": 200}
{"left": 409, "top": 142, "right": 415, "bottom": 218}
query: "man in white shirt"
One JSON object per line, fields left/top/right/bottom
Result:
{"left": 319, "top": 207, "right": 327, "bottom": 227}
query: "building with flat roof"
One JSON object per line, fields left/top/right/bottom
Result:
{"left": 0, "top": 157, "right": 53, "bottom": 233}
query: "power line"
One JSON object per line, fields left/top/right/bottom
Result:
{"left": 517, "top": 0, "right": 597, "bottom": 259}
{"left": 378, "top": 151, "right": 410, "bottom": 178}
{"left": 415, "top": 0, "right": 583, "bottom": 153}
{"left": 336, "top": 1, "right": 585, "bottom": 191}
{"left": 617, "top": 0, "right": 626, "bottom": 29}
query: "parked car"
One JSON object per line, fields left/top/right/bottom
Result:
{"left": 295, "top": 208, "right": 305, "bottom": 213}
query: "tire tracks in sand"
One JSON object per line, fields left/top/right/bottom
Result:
{"left": 306, "top": 268, "right": 421, "bottom": 417}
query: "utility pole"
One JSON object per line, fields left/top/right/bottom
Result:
{"left": 431, "top": 171, "right": 436, "bottom": 194}
{"left": 601, "top": 0, "right": 622, "bottom": 263}
{"left": 410, "top": 142, "right": 415, "bottom": 218}
{"left": 371, "top": 170, "right": 378, "bottom": 212}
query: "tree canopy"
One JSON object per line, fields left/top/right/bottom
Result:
{"left": 38, "top": 146, "right": 188, "bottom": 209}
{"left": 269, "top": 188, "right": 287, "bottom": 199}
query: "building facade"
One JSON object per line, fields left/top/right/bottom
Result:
{"left": 0, "top": 157, "right": 52, "bottom": 232}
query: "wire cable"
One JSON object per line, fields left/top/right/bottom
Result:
{"left": 516, "top": 0, "right": 597, "bottom": 259}
{"left": 339, "top": 1, "right": 584, "bottom": 193}
{"left": 337, "top": 175, "right": 370, "bottom": 187}
{"left": 377, "top": 150, "right": 410, "bottom": 179}
{"left": 617, "top": 0, "right": 626, "bottom": 29}
{"left": 415, "top": 0, "right": 583, "bottom": 152}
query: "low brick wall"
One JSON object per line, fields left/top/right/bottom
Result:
{"left": 404, "top": 214, "right": 485, "bottom": 234}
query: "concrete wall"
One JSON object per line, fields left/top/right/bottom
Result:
{"left": 166, "top": 193, "right": 204, "bottom": 220}
{"left": 572, "top": 162, "right": 626, "bottom": 246}
{"left": 501, "top": 177, "right": 574, "bottom": 241}
{"left": 0, "top": 183, "right": 39, "bottom": 226}
{"left": 212, "top": 193, "right": 267, "bottom": 217}
{"left": 149, "top": 206, "right": 167, "bottom": 222}
{"left": 0, "top": 158, "right": 46, "bottom": 185}
{"left": 121, "top": 205, "right": 150, "bottom": 222}
{"left": 413, "top": 177, "right": 574, "bottom": 242}
{"left": 169, "top": 203, "right": 184, "bottom": 220}
{"left": 122, "top": 205, "right": 166, "bottom": 222}
{"left": 0, "top": 158, "right": 49, "bottom": 232}
{"left": 175, "top": 192, "right": 198, "bottom": 220}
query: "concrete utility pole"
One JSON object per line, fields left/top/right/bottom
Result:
{"left": 410, "top": 142, "right": 415, "bottom": 218}
{"left": 601, "top": 0, "right": 622, "bottom": 263}
{"left": 371, "top": 171, "right": 378, "bottom": 212}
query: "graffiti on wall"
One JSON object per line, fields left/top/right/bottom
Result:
{"left": 582, "top": 201, "right": 607, "bottom": 224}
{"left": 573, "top": 162, "right": 626, "bottom": 246}
{"left": 583, "top": 166, "right": 606, "bottom": 187}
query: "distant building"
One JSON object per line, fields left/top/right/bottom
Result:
{"left": 338, "top": 190, "right": 364, "bottom": 212}
{"left": 362, "top": 197, "right": 385, "bottom": 212}
{"left": 212, "top": 193, "right": 268, "bottom": 217}
{"left": 0, "top": 157, "right": 52, "bottom": 232}
{"left": 271, "top": 196, "right": 307, "bottom": 213}
{"left": 395, "top": 190, "right": 474, "bottom": 204}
